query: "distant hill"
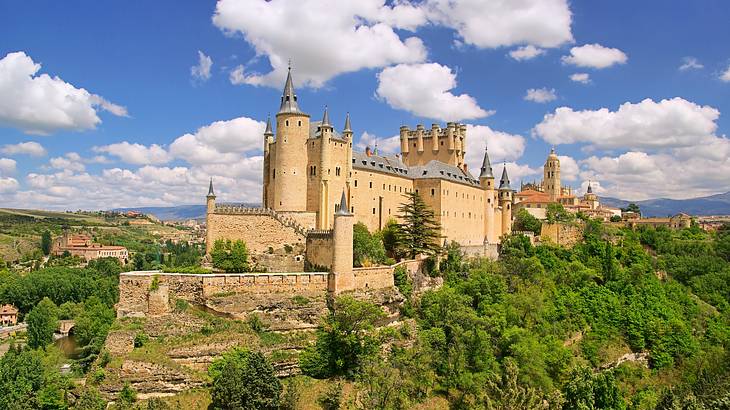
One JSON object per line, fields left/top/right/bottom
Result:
{"left": 114, "top": 203, "right": 260, "bottom": 221}
{"left": 601, "top": 191, "right": 730, "bottom": 217}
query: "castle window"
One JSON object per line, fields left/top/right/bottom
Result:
{"left": 286, "top": 120, "right": 289, "bottom": 126}
{"left": 369, "top": 181, "right": 373, "bottom": 188}
{"left": 373, "top": 208, "right": 376, "bottom": 214}
{"left": 351, "top": 206, "right": 354, "bottom": 212}
{"left": 354, "top": 180, "right": 358, "bottom": 187}
{"left": 383, "top": 184, "right": 385, "bottom": 189}
{"left": 431, "top": 188, "right": 435, "bottom": 196}
{"left": 298, "top": 120, "right": 302, "bottom": 127}
{"left": 272, "top": 169, "right": 276, "bottom": 179}
{"left": 335, "top": 167, "right": 340, "bottom": 176}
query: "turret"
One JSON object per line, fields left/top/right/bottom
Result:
{"left": 400, "top": 126, "right": 409, "bottom": 154}
{"left": 329, "top": 191, "right": 354, "bottom": 294}
{"left": 446, "top": 122, "right": 455, "bottom": 151}
{"left": 205, "top": 178, "right": 216, "bottom": 254}
{"left": 318, "top": 106, "right": 333, "bottom": 229}
{"left": 498, "top": 164, "right": 513, "bottom": 236}
{"left": 416, "top": 124, "right": 424, "bottom": 152}
{"left": 343, "top": 113, "right": 353, "bottom": 207}
{"left": 479, "top": 145, "right": 497, "bottom": 243}
{"left": 273, "top": 66, "right": 310, "bottom": 212}
{"left": 263, "top": 115, "right": 274, "bottom": 206}
{"left": 431, "top": 123, "right": 440, "bottom": 152}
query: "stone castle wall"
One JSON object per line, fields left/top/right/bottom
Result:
{"left": 305, "top": 231, "right": 334, "bottom": 270}
{"left": 540, "top": 222, "right": 584, "bottom": 248}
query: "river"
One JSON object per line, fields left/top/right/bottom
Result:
{"left": 54, "top": 334, "right": 83, "bottom": 359}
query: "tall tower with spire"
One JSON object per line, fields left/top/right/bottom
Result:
{"left": 318, "top": 106, "right": 333, "bottom": 229}
{"left": 342, "top": 112, "right": 353, "bottom": 212}
{"left": 544, "top": 147, "right": 561, "bottom": 202}
{"left": 479, "top": 145, "right": 497, "bottom": 243}
{"left": 271, "top": 66, "right": 310, "bottom": 212}
{"left": 206, "top": 178, "right": 216, "bottom": 254}
{"left": 263, "top": 115, "right": 274, "bottom": 206}
{"left": 498, "top": 164, "right": 513, "bottom": 236}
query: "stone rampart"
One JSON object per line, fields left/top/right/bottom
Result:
{"left": 305, "top": 231, "right": 334, "bottom": 270}
{"left": 540, "top": 222, "right": 584, "bottom": 248}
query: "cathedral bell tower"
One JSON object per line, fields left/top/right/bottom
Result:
{"left": 544, "top": 147, "right": 561, "bottom": 202}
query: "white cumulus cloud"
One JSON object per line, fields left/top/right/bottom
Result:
{"left": 524, "top": 88, "right": 557, "bottom": 103}
{"left": 0, "top": 51, "right": 127, "bottom": 135}
{"left": 562, "top": 44, "right": 627, "bottom": 69}
{"left": 169, "top": 117, "right": 266, "bottom": 165}
{"left": 213, "top": 0, "right": 428, "bottom": 88}
{"left": 355, "top": 132, "right": 400, "bottom": 155}
{"left": 569, "top": 73, "right": 590, "bottom": 84}
{"left": 508, "top": 45, "right": 546, "bottom": 61}
{"left": 464, "top": 125, "right": 526, "bottom": 173}
{"left": 533, "top": 97, "right": 719, "bottom": 150}
{"left": 191, "top": 50, "right": 213, "bottom": 81}
{"left": 426, "top": 0, "right": 573, "bottom": 49}
{"left": 376, "top": 63, "right": 492, "bottom": 121}
{"left": 94, "top": 142, "right": 172, "bottom": 165}
{"left": 1, "top": 141, "right": 47, "bottom": 157}
{"left": 0, "top": 158, "right": 16, "bottom": 175}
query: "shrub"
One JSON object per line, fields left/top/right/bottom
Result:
{"left": 133, "top": 333, "right": 149, "bottom": 348}
{"left": 317, "top": 381, "right": 343, "bottom": 410}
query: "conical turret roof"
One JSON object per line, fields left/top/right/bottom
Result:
{"left": 207, "top": 178, "right": 215, "bottom": 197}
{"left": 264, "top": 115, "right": 273, "bottom": 136}
{"left": 336, "top": 191, "right": 350, "bottom": 215}
{"left": 587, "top": 181, "right": 593, "bottom": 194}
{"left": 343, "top": 112, "right": 352, "bottom": 134}
{"left": 278, "top": 66, "right": 303, "bottom": 114}
{"left": 321, "top": 105, "right": 331, "bottom": 127}
{"left": 499, "top": 164, "right": 511, "bottom": 190}
{"left": 479, "top": 145, "right": 493, "bottom": 178}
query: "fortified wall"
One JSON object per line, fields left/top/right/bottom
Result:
{"left": 540, "top": 222, "right": 584, "bottom": 248}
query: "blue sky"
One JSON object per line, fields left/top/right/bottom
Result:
{"left": 1, "top": 0, "right": 729, "bottom": 209}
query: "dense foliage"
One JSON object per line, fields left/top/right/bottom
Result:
{"left": 210, "top": 239, "right": 250, "bottom": 273}
{"left": 209, "top": 348, "right": 282, "bottom": 410}
{"left": 353, "top": 222, "right": 387, "bottom": 267}
{"left": 513, "top": 209, "right": 542, "bottom": 235}
{"left": 26, "top": 297, "right": 58, "bottom": 349}
{"left": 0, "top": 345, "right": 71, "bottom": 409}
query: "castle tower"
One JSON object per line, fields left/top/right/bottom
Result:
{"left": 479, "top": 145, "right": 496, "bottom": 243}
{"left": 205, "top": 178, "right": 216, "bottom": 254}
{"left": 498, "top": 164, "right": 513, "bottom": 236}
{"left": 343, "top": 113, "right": 353, "bottom": 209}
{"left": 272, "top": 66, "right": 310, "bottom": 212}
{"left": 263, "top": 115, "right": 274, "bottom": 207}
{"left": 544, "top": 147, "right": 561, "bottom": 202}
{"left": 318, "top": 106, "right": 333, "bottom": 229}
{"left": 329, "top": 191, "right": 354, "bottom": 294}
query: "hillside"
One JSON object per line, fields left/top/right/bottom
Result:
{"left": 601, "top": 191, "right": 730, "bottom": 217}
{"left": 114, "top": 203, "right": 259, "bottom": 221}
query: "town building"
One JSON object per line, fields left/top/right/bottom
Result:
{"left": 206, "top": 67, "right": 514, "bottom": 261}
{"left": 52, "top": 230, "right": 129, "bottom": 263}
{"left": 0, "top": 304, "right": 18, "bottom": 326}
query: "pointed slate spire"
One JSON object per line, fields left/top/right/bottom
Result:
{"left": 321, "top": 105, "right": 331, "bottom": 127}
{"left": 278, "top": 65, "right": 302, "bottom": 114}
{"left": 343, "top": 112, "right": 352, "bottom": 133}
{"left": 207, "top": 178, "right": 216, "bottom": 198}
{"left": 499, "top": 163, "right": 511, "bottom": 190}
{"left": 587, "top": 180, "right": 593, "bottom": 194}
{"left": 336, "top": 190, "right": 350, "bottom": 215}
{"left": 264, "top": 115, "right": 273, "bottom": 137}
{"left": 479, "top": 145, "right": 494, "bottom": 179}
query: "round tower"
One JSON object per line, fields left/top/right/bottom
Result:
{"left": 329, "top": 192, "right": 354, "bottom": 294}
{"left": 318, "top": 106, "right": 333, "bottom": 229}
{"left": 498, "top": 164, "right": 513, "bottom": 236}
{"left": 544, "top": 147, "right": 561, "bottom": 202}
{"left": 479, "top": 145, "right": 496, "bottom": 243}
{"left": 273, "top": 67, "right": 310, "bottom": 212}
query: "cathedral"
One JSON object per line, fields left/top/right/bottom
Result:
{"left": 260, "top": 67, "right": 512, "bottom": 246}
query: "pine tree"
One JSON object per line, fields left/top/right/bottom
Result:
{"left": 40, "top": 231, "right": 52, "bottom": 256}
{"left": 396, "top": 191, "right": 442, "bottom": 258}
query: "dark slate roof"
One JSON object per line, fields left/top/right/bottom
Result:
{"left": 479, "top": 147, "right": 493, "bottom": 179}
{"left": 351, "top": 152, "right": 479, "bottom": 187}
{"left": 264, "top": 116, "right": 273, "bottom": 136}
{"left": 309, "top": 121, "right": 344, "bottom": 140}
{"left": 278, "top": 68, "right": 303, "bottom": 115}
{"left": 207, "top": 178, "right": 215, "bottom": 197}
{"left": 410, "top": 161, "right": 480, "bottom": 186}
{"left": 343, "top": 112, "right": 352, "bottom": 133}
{"left": 499, "top": 166, "right": 511, "bottom": 190}
{"left": 352, "top": 151, "right": 409, "bottom": 176}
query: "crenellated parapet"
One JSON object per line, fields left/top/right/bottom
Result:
{"left": 399, "top": 122, "right": 467, "bottom": 170}
{"left": 213, "top": 205, "right": 309, "bottom": 237}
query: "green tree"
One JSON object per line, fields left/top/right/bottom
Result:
{"left": 353, "top": 222, "right": 386, "bottom": 267}
{"left": 209, "top": 348, "right": 282, "bottom": 410}
{"left": 621, "top": 203, "right": 641, "bottom": 216}
{"left": 396, "top": 191, "right": 442, "bottom": 258}
{"left": 546, "top": 203, "right": 573, "bottom": 224}
{"left": 0, "top": 345, "right": 45, "bottom": 409}
{"left": 562, "top": 366, "right": 625, "bottom": 410}
{"left": 380, "top": 219, "right": 401, "bottom": 259}
{"left": 41, "top": 230, "right": 52, "bottom": 256}
{"left": 211, "top": 239, "right": 250, "bottom": 273}
{"left": 513, "top": 209, "right": 542, "bottom": 235}
{"left": 610, "top": 215, "right": 622, "bottom": 222}
{"left": 26, "top": 297, "right": 58, "bottom": 349}
{"left": 300, "top": 296, "right": 386, "bottom": 378}
{"left": 74, "top": 296, "right": 116, "bottom": 355}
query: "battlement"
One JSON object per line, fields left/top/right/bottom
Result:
{"left": 306, "top": 229, "right": 333, "bottom": 238}
{"left": 213, "top": 205, "right": 309, "bottom": 237}
{"left": 399, "top": 122, "right": 467, "bottom": 140}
